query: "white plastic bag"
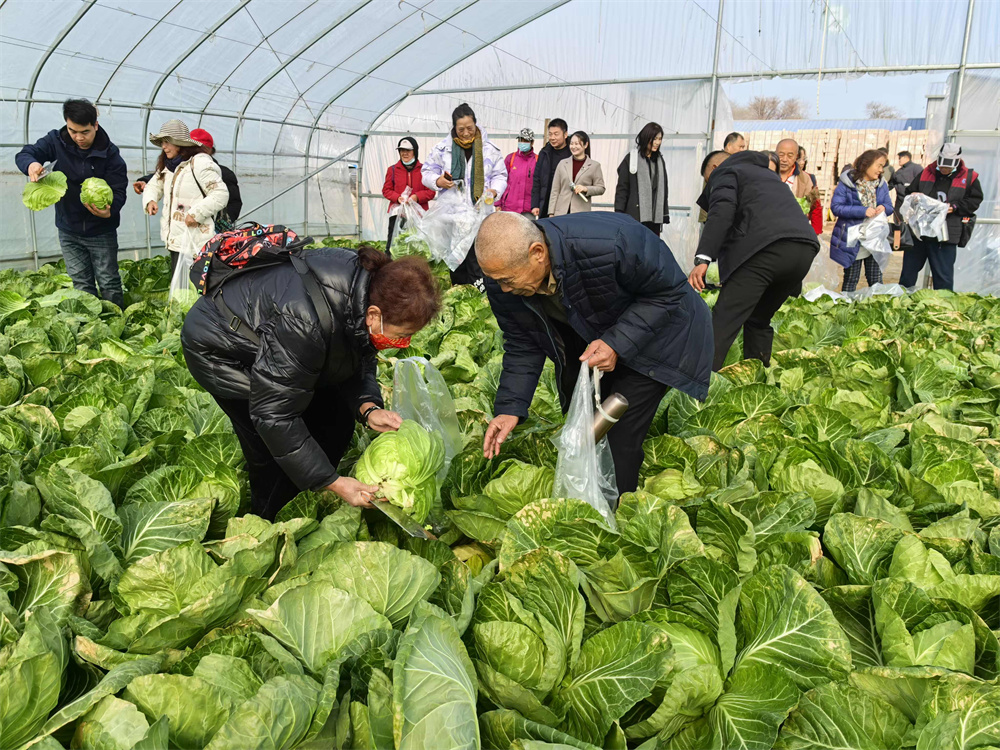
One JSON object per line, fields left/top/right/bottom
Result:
{"left": 168, "top": 230, "right": 200, "bottom": 307}
{"left": 846, "top": 213, "right": 893, "bottom": 274}
{"left": 416, "top": 180, "right": 493, "bottom": 271}
{"left": 391, "top": 357, "right": 463, "bottom": 482}
{"left": 389, "top": 195, "right": 427, "bottom": 255}
{"left": 552, "top": 365, "right": 618, "bottom": 529}
{"left": 900, "top": 193, "right": 950, "bottom": 242}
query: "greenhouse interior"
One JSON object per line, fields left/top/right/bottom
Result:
{"left": 2, "top": 2, "right": 1000, "bottom": 750}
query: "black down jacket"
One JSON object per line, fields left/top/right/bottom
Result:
{"left": 487, "top": 213, "right": 713, "bottom": 420}
{"left": 695, "top": 150, "right": 819, "bottom": 283}
{"left": 181, "top": 248, "right": 383, "bottom": 491}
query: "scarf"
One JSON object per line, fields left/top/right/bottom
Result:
{"left": 856, "top": 178, "right": 878, "bottom": 209}
{"left": 451, "top": 128, "right": 485, "bottom": 202}
{"left": 635, "top": 151, "right": 665, "bottom": 224}
{"left": 164, "top": 154, "right": 185, "bottom": 172}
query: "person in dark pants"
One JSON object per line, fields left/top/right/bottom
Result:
{"left": 615, "top": 122, "right": 670, "bottom": 237}
{"left": 531, "top": 118, "right": 570, "bottom": 218}
{"left": 181, "top": 246, "right": 441, "bottom": 519}
{"left": 382, "top": 137, "right": 435, "bottom": 255}
{"left": 899, "top": 143, "right": 983, "bottom": 291}
{"left": 16, "top": 98, "right": 127, "bottom": 308}
{"left": 475, "top": 211, "right": 713, "bottom": 495}
{"left": 689, "top": 150, "right": 819, "bottom": 371}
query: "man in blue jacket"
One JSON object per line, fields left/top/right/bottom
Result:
{"left": 16, "top": 99, "right": 127, "bottom": 308}
{"left": 475, "top": 211, "right": 713, "bottom": 494}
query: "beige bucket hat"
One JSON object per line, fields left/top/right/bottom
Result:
{"left": 149, "top": 119, "right": 200, "bottom": 148}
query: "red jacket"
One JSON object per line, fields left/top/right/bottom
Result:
{"left": 382, "top": 160, "right": 435, "bottom": 213}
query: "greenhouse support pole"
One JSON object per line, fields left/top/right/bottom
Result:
{"left": 357, "top": 135, "right": 367, "bottom": 240}
{"left": 705, "top": 0, "right": 725, "bottom": 155}
{"left": 949, "top": 0, "right": 976, "bottom": 140}
{"left": 240, "top": 145, "right": 361, "bottom": 219}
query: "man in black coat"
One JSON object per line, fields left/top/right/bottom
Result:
{"left": 530, "top": 118, "right": 570, "bottom": 218}
{"left": 889, "top": 150, "right": 924, "bottom": 247}
{"left": 689, "top": 150, "right": 819, "bottom": 371}
{"left": 475, "top": 211, "right": 713, "bottom": 494}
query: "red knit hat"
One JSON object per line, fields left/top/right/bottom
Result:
{"left": 190, "top": 128, "right": 214, "bottom": 149}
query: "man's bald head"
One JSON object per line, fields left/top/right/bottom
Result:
{"left": 776, "top": 138, "right": 799, "bottom": 177}
{"left": 475, "top": 212, "right": 550, "bottom": 295}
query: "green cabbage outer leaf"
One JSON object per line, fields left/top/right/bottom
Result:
{"left": 22, "top": 171, "right": 68, "bottom": 211}
{"left": 80, "top": 177, "right": 113, "bottom": 209}
{"left": 354, "top": 420, "right": 444, "bottom": 522}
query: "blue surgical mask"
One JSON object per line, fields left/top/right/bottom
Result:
{"left": 518, "top": 142, "right": 532, "bottom": 153}
{"left": 402, "top": 157, "right": 415, "bottom": 166}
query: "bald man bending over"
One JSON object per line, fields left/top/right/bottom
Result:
{"left": 776, "top": 138, "right": 823, "bottom": 234}
{"left": 476, "top": 211, "right": 713, "bottom": 496}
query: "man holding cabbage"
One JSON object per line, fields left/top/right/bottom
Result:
{"left": 16, "top": 98, "right": 127, "bottom": 309}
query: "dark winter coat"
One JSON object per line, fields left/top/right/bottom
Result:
{"left": 889, "top": 160, "right": 923, "bottom": 213}
{"left": 531, "top": 143, "right": 571, "bottom": 216}
{"left": 614, "top": 151, "right": 670, "bottom": 225}
{"left": 695, "top": 151, "right": 819, "bottom": 282}
{"left": 16, "top": 126, "right": 128, "bottom": 236}
{"left": 829, "top": 171, "right": 893, "bottom": 267}
{"left": 487, "top": 213, "right": 713, "bottom": 420}
{"left": 907, "top": 161, "right": 983, "bottom": 243}
{"left": 181, "top": 248, "right": 383, "bottom": 491}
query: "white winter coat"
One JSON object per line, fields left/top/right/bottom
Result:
{"left": 421, "top": 127, "right": 508, "bottom": 203}
{"left": 142, "top": 152, "right": 229, "bottom": 256}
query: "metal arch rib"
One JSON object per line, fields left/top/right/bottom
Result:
{"left": 23, "top": 0, "right": 96, "bottom": 141}
{"left": 141, "top": 0, "right": 251, "bottom": 172}
{"left": 95, "top": 0, "right": 185, "bottom": 104}
{"left": 198, "top": 0, "right": 321, "bottom": 122}
{"left": 316, "top": 0, "right": 572, "bottom": 147}
{"left": 231, "top": 0, "right": 377, "bottom": 165}
{"left": 301, "top": 0, "right": 481, "bottom": 160}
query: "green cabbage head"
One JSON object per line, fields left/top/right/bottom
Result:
{"left": 355, "top": 420, "right": 444, "bottom": 522}
{"left": 22, "top": 171, "right": 68, "bottom": 211}
{"left": 81, "top": 177, "right": 114, "bottom": 209}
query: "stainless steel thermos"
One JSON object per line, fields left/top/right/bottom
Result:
{"left": 592, "top": 393, "right": 629, "bottom": 442}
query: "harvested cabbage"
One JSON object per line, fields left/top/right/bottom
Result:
{"left": 354, "top": 420, "right": 444, "bottom": 522}
{"left": 22, "top": 171, "right": 68, "bottom": 211}
{"left": 81, "top": 177, "right": 113, "bottom": 209}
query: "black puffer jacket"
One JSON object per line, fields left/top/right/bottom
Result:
{"left": 181, "top": 248, "right": 382, "bottom": 491}
{"left": 487, "top": 213, "right": 713, "bottom": 420}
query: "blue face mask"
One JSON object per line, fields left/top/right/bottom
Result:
{"left": 518, "top": 142, "right": 532, "bottom": 153}
{"left": 402, "top": 157, "right": 415, "bottom": 166}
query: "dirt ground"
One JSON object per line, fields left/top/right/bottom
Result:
{"left": 804, "top": 224, "right": 906, "bottom": 291}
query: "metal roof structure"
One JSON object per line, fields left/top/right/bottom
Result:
{"left": 734, "top": 119, "right": 928, "bottom": 132}
{"left": 1, "top": 0, "right": 997, "bottom": 288}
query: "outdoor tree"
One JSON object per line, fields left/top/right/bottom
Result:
{"left": 733, "top": 96, "right": 806, "bottom": 120}
{"left": 865, "top": 101, "right": 904, "bottom": 119}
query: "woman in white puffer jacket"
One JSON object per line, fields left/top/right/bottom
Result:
{"left": 142, "top": 120, "right": 228, "bottom": 276}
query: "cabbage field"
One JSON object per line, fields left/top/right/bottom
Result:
{"left": 1, "top": 250, "right": 999, "bottom": 750}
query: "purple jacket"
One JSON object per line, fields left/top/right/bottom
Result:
{"left": 829, "top": 171, "right": 893, "bottom": 267}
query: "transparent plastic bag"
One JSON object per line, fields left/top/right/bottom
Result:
{"left": 416, "top": 179, "right": 493, "bottom": 271}
{"left": 901, "top": 193, "right": 950, "bottom": 243}
{"left": 847, "top": 213, "right": 893, "bottom": 274}
{"left": 552, "top": 365, "right": 618, "bottom": 529}
{"left": 391, "top": 357, "right": 463, "bottom": 482}
{"left": 168, "top": 230, "right": 200, "bottom": 307}
{"left": 389, "top": 195, "right": 427, "bottom": 254}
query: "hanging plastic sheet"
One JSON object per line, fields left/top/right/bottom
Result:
{"left": 900, "top": 193, "right": 950, "bottom": 243}
{"left": 846, "top": 213, "right": 894, "bottom": 275}
{"left": 415, "top": 180, "right": 494, "bottom": 271}
{"left": 552, "top": 365, "right": 618, "bottom": 529}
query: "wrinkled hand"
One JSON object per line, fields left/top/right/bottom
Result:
{"left": 133, "top": 180, "right": 146, "bottom": 195}
{"left": 688, "top": 263, "right": 708, "bottom": 292}
{"left": 573, "top": 184, "right": 587, "bottom": 195}
{"left": 328, "top": 476, "right": 377, "bottom": 508}
{"left": 483, "top": 414, "right": 519, "bottom": 458}
{"left": 580, "top": 339, "right": 618, "bottom": 372}
{"left": 531, "top": 208, "right": 540, "bottom": 218}
{"left": 184, "top": 214, "right": 200, "bottom": 227}
{"left": 145, "top": 201, "right": 158, "bottom": 216}
{"left": 366, "top": 408, "right": 403, "bottom": 433}
{"left": 27, "top": 162, "right": 44, "bottom": 182}
{"left": 83, "top": 203, "right": 111, "bottom": 219}
{"left": 436, "top": 175, "right": 455, "bottom": 190}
